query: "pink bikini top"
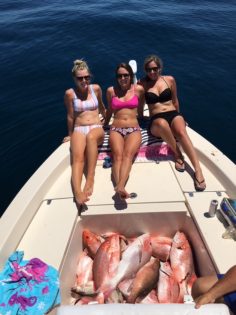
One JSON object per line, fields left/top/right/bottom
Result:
{"left": 111, "top": 86, "right": 139, "bottom": 110}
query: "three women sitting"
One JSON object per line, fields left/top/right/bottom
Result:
{"left": 64, "top": 56, "right": 206, "bottom": 206}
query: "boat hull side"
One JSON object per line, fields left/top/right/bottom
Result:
{"left": 0, "top": 143, "right": 70, "bottom": 268}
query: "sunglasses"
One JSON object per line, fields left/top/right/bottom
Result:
{"left": 146, "top": 67, "right": 159, "bottom": 73}
{"left": 116, "top": 73, "right": 130, "bottom": 79}
{"left": 76, "top": 75, "right": 91, "bottom": 81}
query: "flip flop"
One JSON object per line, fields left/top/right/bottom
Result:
{"left": 117, "top": 192, "right": 137, "bottom": 200}
{"left": 175, "top": 159, "right": 185, "bottom": 172}
{"left": 194, "top": 174, "right": 206, "bottom": 191}
{"left": 103, "top": 156, "right": 112, "bottom": 168}
{"left": 130, "top": 192, "right": 137, "bottom": 199}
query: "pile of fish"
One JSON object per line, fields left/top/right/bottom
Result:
{"left": 71, "top": 230, "right": 197, "bottom": 305}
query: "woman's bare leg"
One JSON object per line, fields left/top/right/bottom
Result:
{"left": 70, "top": 132, "right": 89, "bottom": 205}
{"left": 109, "top": 130, "right": 125, "bottom": 186}
{"left": 171, "top": 116, "right": 206, "bottom": 190}
{"left": 83, "top": 127, "right": 104, "bottom": 196}
{"left": 151, "top": 118, "right": 184, "bottom": 164}
{"left": 116, "top": 131, "right": 142, "bottom": 199}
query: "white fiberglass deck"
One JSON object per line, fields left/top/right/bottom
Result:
{"left": 16, "top": 151, "right": 233, "bottom": 274}
{"left": 44, "top": 161, "right": 185, "bottom": 204}
{"left": 185, "top": 191, "right": 236, "bottom": 273}
{"left": 17, "top": 160, "right": 186, "bottom": 269}
{"left": 1, "top": 124, "right": 235, "bottom": 276}
{"left": 17, "top": 199, "right": 78, "bottom": 270}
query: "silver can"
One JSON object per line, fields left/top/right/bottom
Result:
{"left": 208, "top": 199, "right": 218, "bottom": 217}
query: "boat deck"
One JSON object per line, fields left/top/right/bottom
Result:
{"left": 0, "top": 122, "right": 235, "bottom": 278}
{"left": 16, "top": 148, "right": 235, "bottom": 274}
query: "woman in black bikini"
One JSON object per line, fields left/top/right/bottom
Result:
{"left": 139, "top": 54, "right": 206, "bottom": 191}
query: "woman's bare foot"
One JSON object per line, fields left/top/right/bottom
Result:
{"left": 83, "top": 178, "right": 94, "bottom": 196}
{"left": 194, "top": 169, "right": 206, "bottom": 191}
{"left": 115, "top": 185, "right": 130, "bottom": 200}
{"left": 75, "top": 191, "right": 90, "bottom": 205}
{"left": 62, "top": 135, "right": 71, "bottom": 143}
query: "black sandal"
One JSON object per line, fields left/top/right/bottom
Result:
{"left": 175, "top": 159, "right": 185, "bottom": 172}
{"left": 194, "top": 174, "right": 206, "bottom": 191}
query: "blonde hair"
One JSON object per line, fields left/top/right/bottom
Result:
{"left": 144, "top": 54, "right": 163, "bottom": 72}
{"left": 72, "top": 59, "right": 90, "bottom": 76}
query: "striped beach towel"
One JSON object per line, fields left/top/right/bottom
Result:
{"left": 98, "top": 128, "right": 174, "bottom": 161}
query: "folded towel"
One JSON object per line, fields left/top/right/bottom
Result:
{"left": 0, "top": 251, "right": 60, "bottom": 315}
{"left": 98, "top": 143, "right": 173, "bottom": 161}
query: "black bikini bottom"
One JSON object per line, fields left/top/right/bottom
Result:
{"left": 149, "top": 110, "right": 183, "bottom": 128}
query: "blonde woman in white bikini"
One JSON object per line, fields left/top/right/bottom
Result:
{"left": 139, "top": 55, "right": 206, "bottom": 191}
{"left": 63, "top": 59, "right": 106, "bottom": 206}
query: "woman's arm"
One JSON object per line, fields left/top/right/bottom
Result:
{"left": 136, "top": 84, "right": 145, "bottom": 119}
{"left": 104, "top": 87, "right": 113, "bottom": 126}
{"left": 195, "top": 265, "right": 236, "bottom": 308}
{"left": 63, "top": 89, "right": 74, "bottom": 143}
{"left": 137, "top": 77, "right": 146, "bottom": 88}
{"left": 169, "top": 76, "right": 180, "bottom": 112}
{"left": 94, "top": 84, "right": 106, "bottom": 122}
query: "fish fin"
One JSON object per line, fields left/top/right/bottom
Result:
{"left": 71, "top": 282, "right": 96, "bottom": 296}
{"left": 138, "top": 243, "right": 142, "bottom": 263}
{"left": 99, "top": 279, "right": 116, "bottom": 300}
{"left": 127, "top": 281, "right": 133, "bottom": 294}
{"left": 139, "top": 252, "right": 142, "bottom": 263}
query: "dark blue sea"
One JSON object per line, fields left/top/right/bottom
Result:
{"left": 1, "top": 1, "right": 236, "bottom": 215}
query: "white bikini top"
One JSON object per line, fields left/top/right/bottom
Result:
{"left": 73, "top": 85, "right": 98, "bottom": 112}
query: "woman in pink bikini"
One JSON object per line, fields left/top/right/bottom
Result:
{"left": 63, "top": 59, "right": 106, "bottom": 206}
{"left": 105, "top": 63, "right": 145, "bottom": 199}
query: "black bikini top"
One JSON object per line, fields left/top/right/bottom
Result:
{"left": 145, "top": 77, "right": 172, "bottom": 105}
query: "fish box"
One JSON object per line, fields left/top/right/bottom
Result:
{"left": 56, "top": 209, "right": 229, "bottom": 315}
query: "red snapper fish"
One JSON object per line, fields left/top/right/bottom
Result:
{"left": 106, "top": 289, "right": 124, "bottom": 304}
{"left": 127, "top": 257, "right": 160, "bottom": 303}
{"left": 150, "top": 235, "right": 172, "bottom": 261}
{"left": 101, "top": 233, "right": 152, "bottom": 297}
{"left": 101, "top": 232, "right": 128, "bottom": 253}
{"left": 118, "top": 278, "right": 134, "bottom": 299}
{"left": 169, "top": 231, "right": 195, "bottom": 284}
{"left": 179, "top": 272, "right": 197, "bottom": 297}
{"left": 75, "top": 292, "right": 104, "bottom": 305}
{"left": 93, "top": 234, "right": 121, "bottom": 290}
{"left": 157, "top": 261, "right": 182, "bottom": 303}
{"left": 72, "top": 250, "right": 94, "bottom": 295}
{"left": 82, "top": 229, "right": 104, "bottom": 259}
{"left": 186, "top": 272, "right": 197, "bottom": 295}
{"left": 138, "top": 289, "right": 159, "bottom": 304}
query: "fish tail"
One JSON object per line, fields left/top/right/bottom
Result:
{"left": 127, "top": 294, "right": 136, "bottom": 304}
{"left": 100, "top": 280, "right": 117, "bottom": 300}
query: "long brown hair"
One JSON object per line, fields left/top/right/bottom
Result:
{"left": 115, "top": 62, "right": 134, "bottom": 85}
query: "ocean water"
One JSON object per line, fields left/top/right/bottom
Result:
{"left": 1, "top": 0, "right": 236, "bottom": 215}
